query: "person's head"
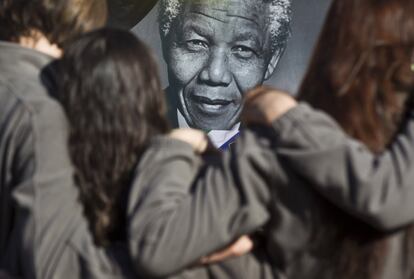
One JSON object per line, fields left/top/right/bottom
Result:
{"left": 299, "top": 0, "right": 414, "bottom": 153}
{"left": 59, "top": 28, "right": 169, "bottom": 246}
{"left": 159, "top": 0, "right": 291, "bottom": 130}
{"left": 298, "top": 0, "right": 414, "bottom": 278}
{"left": 0, "top": 0, "right": 107, "bottom": 48}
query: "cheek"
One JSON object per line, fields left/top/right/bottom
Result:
{"left": 230, "top": 59, "right": 267, "bottom": 93}
{"left": 168, "top": 48, "right": 207, "bottom": 85}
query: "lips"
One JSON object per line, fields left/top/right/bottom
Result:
{"left": 191, "top": 95, "right": 234, "bottom": 112}
{"left": 179, "top": 88, "right": 242, "bottom": 130}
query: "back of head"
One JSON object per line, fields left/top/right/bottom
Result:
{"left": 299, "top": 0, "right": 414, "bottom": 152}
{"left": 0, "top": 0, "right": 107, "bottom": 47}
{"left": 59, "top": 28, "right": 169, "bottom": 246}
{"left": 297, "top": 1, "right": 414, "bottom": 278}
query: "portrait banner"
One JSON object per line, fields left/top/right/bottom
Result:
{"left": 110, "top": 0, "right": 332, "bottom": 148}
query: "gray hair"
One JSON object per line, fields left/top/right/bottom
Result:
{"left": 158, "top": 0, "right": 292, "bottom": 52}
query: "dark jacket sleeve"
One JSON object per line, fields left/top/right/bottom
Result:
{"left": 127, "top": 131, "right": 277, "bottom": 278}
{"left": 270, "top": 103, "right": 414, "bottom": 231}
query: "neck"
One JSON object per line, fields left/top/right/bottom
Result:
{"left": 19, "top": 33, "right": 62, "bottom": 58}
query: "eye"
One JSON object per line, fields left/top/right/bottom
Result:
{"left": 232, "top": 45, "right": 256, "bottom": 59}
{"left": 186, "top": 39, "right": 209, "bottom": 51}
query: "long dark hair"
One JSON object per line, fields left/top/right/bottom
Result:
{"left": 299, "top": 0, "right": 414, "bottom": 278}
{"left": 59, "top": 28, "right": 170, "bottom": 246}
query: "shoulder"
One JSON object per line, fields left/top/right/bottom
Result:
{"left": 0, "top": 75, "right": 68, "bottom": 134}
{"left": 0, "top": 75, "right": 71, "bottom": 179}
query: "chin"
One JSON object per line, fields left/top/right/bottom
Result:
{"left": 189, "top": 116, "right": 238, "bottom": 131}
{"left": 183, "top": 107, "right": 241, "bottom": 131}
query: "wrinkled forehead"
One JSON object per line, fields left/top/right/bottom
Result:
{"left": 183, "top": 0, "right": 269, "bottom": 27}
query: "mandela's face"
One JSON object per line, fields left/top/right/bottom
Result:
{"left": 164, "top": 0, "right": 280, "bottom": 130}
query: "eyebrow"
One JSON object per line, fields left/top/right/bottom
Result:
{"left": 181, "top": 21, "right": 213, "bottom": 39}
{"left": 233, "top": 32, "right": 263, "bottom": 48}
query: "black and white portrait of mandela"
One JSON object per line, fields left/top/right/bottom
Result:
{"left": 159, "top": 0, "right": 292, "bottom": 147}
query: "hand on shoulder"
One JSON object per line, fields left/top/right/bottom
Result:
{"left": 242, "top": 86, "right": 297, "bottom": 126}
{"left": 169, "top": 128, "right": 209, "bottom": 154}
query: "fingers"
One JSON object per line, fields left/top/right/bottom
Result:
{"left": 242, "top": 85, "right": 297, "bottom": 126}
{"left": 169, "top": 128, "right": 209, "bottom": 154}
{"left": 244, "top": 85, "right": 276, "bottom": 103}
{"left": 199, "top": 235, "right": 254, "bottom": 264}
{"left": 228, "top": 235, "right": 254, "bottom": 256}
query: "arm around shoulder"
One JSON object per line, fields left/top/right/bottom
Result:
{"left": 127, "top": 133, "right": 275, "bottom": 278}
{"left": 271, "top": 103, "right": 414, "bottom": 231}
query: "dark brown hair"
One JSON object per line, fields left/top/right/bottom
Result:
{"left": 0, "top": 0, "right": 107, "bottom": 47}
{"left": 300, "top": 0, "right": 414, "bottom": 153}
{"left": 298, "top": 0, "right": 414, "bottom": 278}
{"left": 59, "top": 28, "right": 170, "bottom": 246}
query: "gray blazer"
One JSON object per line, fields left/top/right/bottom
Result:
{"left": 273, "top": 103, "right": 414, "bottom": 231}
{"left": 267, "top": 103, "right": 414, "bottom": 279}
{"left": 127, "top": 131, "right": 278, "bottom": 278}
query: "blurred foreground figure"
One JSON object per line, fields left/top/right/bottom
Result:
{"left": 242, "top": 0, "right": 414, "bottom": 278}
{"left": 0, "top": 0, "right": 114, "bottom": 278}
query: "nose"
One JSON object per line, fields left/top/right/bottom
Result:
{"left": 199, "top": 48, "right": 232, "bottom": 86}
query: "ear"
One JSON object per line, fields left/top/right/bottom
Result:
{"left": 264, "top": 48, "right": 283, "bottom": 80}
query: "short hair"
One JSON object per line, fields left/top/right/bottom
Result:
{"left": 158, "top": 0, "right": 292, "bottom": 52}
{"left": 0, "top": 0, "right": 107, "bottom": 47}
